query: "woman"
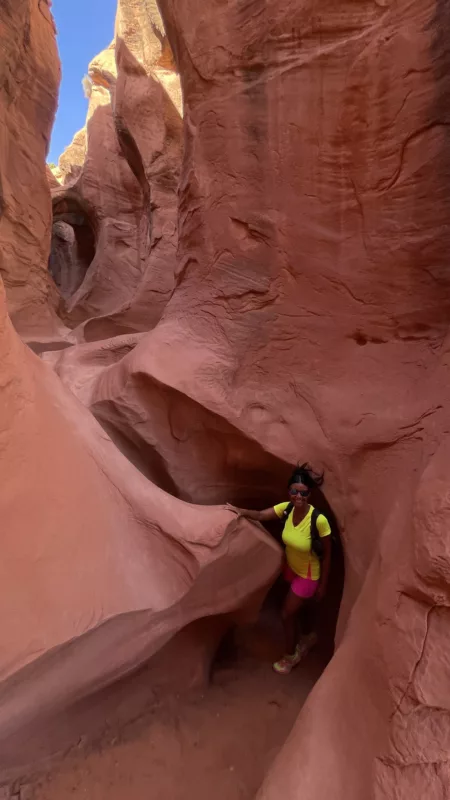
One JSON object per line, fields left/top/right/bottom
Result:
{"left": 230, "top": 464, "right": 331, "bottom": 675}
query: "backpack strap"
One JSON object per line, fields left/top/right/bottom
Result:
{"left": 310, "top": 507, "right": 324, "bottom": 559}
{"left": 311, "top": 507, "right": 320, "bottom": 530}
{"left": 282, "top": 502, "right": 293, "bottom": 520}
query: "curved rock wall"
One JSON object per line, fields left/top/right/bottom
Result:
{"left": 3, "top": 0, "right": 450, "bottom": 795}
{"left": 0, "top": 0, "right": 60, "bottom": 336}
{"left": 49, "top": 0, "right": 450, "bottom": 796}
{"left": 50, "top": 3, "right": 182, "bottom": 339}
{"left": 0, "top": 280, "right": 279, "bottom": 777}
{"left": 0, "top": 0, "right": 279, "bottom": 779}
{"left": 160, "top": 0, "right": 450, "bottom": 796}
{"left": 150, "top": 0, "right": 450, "bottom": 797}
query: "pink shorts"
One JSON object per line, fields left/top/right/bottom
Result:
{"left": 283, "top": 565, "right": 318, "bottom": 599}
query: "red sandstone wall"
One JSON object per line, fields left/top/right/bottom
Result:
{"left": 3, "top": 0, "right": 450, "bottom": 794}
{"left": 0, "top": 0, "right": 61, "bottom": 336}
{"left": 0, "top": 0, "right": 280, "bottom": 778}
{"left": 63, "top": 0, "right": 450, "bottom": 795}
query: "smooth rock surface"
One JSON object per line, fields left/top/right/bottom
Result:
{"left": 0, "top": 279, "right": 280, "bottom": 777}
{"left": 49, "top": 0, "right": 450, "bottom": 796}
{"left": 0, "top": 0, "right": 279, "bottom": 779}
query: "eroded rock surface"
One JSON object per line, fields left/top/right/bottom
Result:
{"left": 53, "top": 127, "right": 87, "bottom": 185}
{"left": 49, "top": 0, "right": 450, "bottom": 797}
{"left": 0, "top": 0, "right": 279, "bottom": 780}
{"left": 49, "top": 4, "right": 182, "bottom": 338}
{"left": 4, "top": 0, "right": 450, "bottom": 795}
{"left": 0, "top": 281, "right": 279, "bottom": 779}
{"left": 0, "top": 0, "right": 61, "bottom": 336}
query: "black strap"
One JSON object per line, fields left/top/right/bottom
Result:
{"left": 310, "top": 507, "right": 324, "bottom": 559}
{"left": 282, "top": 502, "right": 293, "bottom": 520}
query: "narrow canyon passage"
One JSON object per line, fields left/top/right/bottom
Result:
{"left": 27, "top": 597, "right": 335, "bottom": 800}
{"left": 7, "top": 501, "right": 343, "bottom": 799}
{"left": 2, "top": 0, "right": 449, "bottom": 797}
{"left": 13, "top": 551, "right": 344, "bottom": 800}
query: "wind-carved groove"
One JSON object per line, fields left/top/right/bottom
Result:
{"left": 114, "top": 114, "right": 149, "bottom": 202}
{"left": 113, "top": 99, "right": 152, "bottom": 287}
{"left": 389, "top": 599, "right": 436, "bottom": 725}
{"left": 371, "top": 122, "right": 450, "bottom": 195}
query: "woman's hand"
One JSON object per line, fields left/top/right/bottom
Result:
{"left": 224, "top": 506, "right": 279, "bottom": 522}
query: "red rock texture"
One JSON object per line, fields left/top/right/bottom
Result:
{"left": 152, "top": 0, "right": 450, "bottom": 797}
{"left": 0, "top": 0, "right": 61, "bottom": 336}
{"left": 48, "top": 0, "right": 450, "bottom": 796}
{"left": 0, "top": 0, "right": 280, "bottom": 779}
{"left": 0, "top": 281, "right": 280, "bottom": 777}
{"left": 50, "top": 47, "right": 145, "bottom": 326}
{"left": 4, "top": 0, "right": 450, "bottom": 794}
{"left": 49, "top": 4, "right": 182, "bottom": 339}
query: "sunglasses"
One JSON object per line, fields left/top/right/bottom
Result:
{"left": 288, "top": 488, "right": 310, "bottom": 498}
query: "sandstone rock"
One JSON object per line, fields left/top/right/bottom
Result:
{"left": 88, "top": 41, "right": 117, "bottom": 89}
{"left": 48, "top": 0, "right": 450, "bottom": 796}
{"left": 48, "top": 220, "right": 94, "bottom": 300}
{"left": 0, "top": 281, "right": 280, "bottom": 777}
{"left": 7, "top": 0, "right": 450, "bottom": 794}
{"left": 45, "top": 165, "right": 60, "bottom": 190}
{"left": 0, "top": 0, "right": 61, "bottom": 337}
{"left": 54, "top": 45, "right": 116, "bottom": 187}
{"left": 115, "top": 0, "right": 182, "bottom": 113}
{"left": 0, "top": 0, "right": 280, "bottom": 779}
{"left": 55, "top": 127, "right": 87, "bottom": 185}
{"left": 48, "top": 4, "right": 183, "bottom": 338}
{"left": 56, "top": 56, "right": 145, "bottom": 328}
{"left": 84, "top": 0, "right": 183, "bottom": 338}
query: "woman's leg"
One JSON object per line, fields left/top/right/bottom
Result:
{"left": 281, "top": 589, "right": 305, "bottom": 656}
{"left": 302, "top": 600, "right": 314, "bottom": 636}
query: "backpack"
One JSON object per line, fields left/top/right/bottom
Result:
{"left": 282, "top": 503, "right": 325, "bottom": 559}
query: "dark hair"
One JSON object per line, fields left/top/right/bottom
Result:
{"left": 288, "top": 462, "right": 324, "bottom": 490}
{"left": 282, "top": 462, "right": 324, "bottom": 523}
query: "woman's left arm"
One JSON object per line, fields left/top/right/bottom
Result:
{"left": 317, "top": 536, "right": 332, "bottom": 601}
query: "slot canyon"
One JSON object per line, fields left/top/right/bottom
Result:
{"left": 0, "top": 0, "right": 449, "bottom": 798}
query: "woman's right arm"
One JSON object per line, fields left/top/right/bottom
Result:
{"left": 228, "top": 505, "right": 279, "bottom": 522}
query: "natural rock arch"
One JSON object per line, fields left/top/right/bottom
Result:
{"left": 49, "top": 193, "right": 97, "bottom": 300}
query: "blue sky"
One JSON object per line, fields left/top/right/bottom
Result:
{"left": 48, "top": 0, "right": 116, "bottom": 164}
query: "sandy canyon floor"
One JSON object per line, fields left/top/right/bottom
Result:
{"left": 16, "top": 605, "right": 331, "bottom": 800}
